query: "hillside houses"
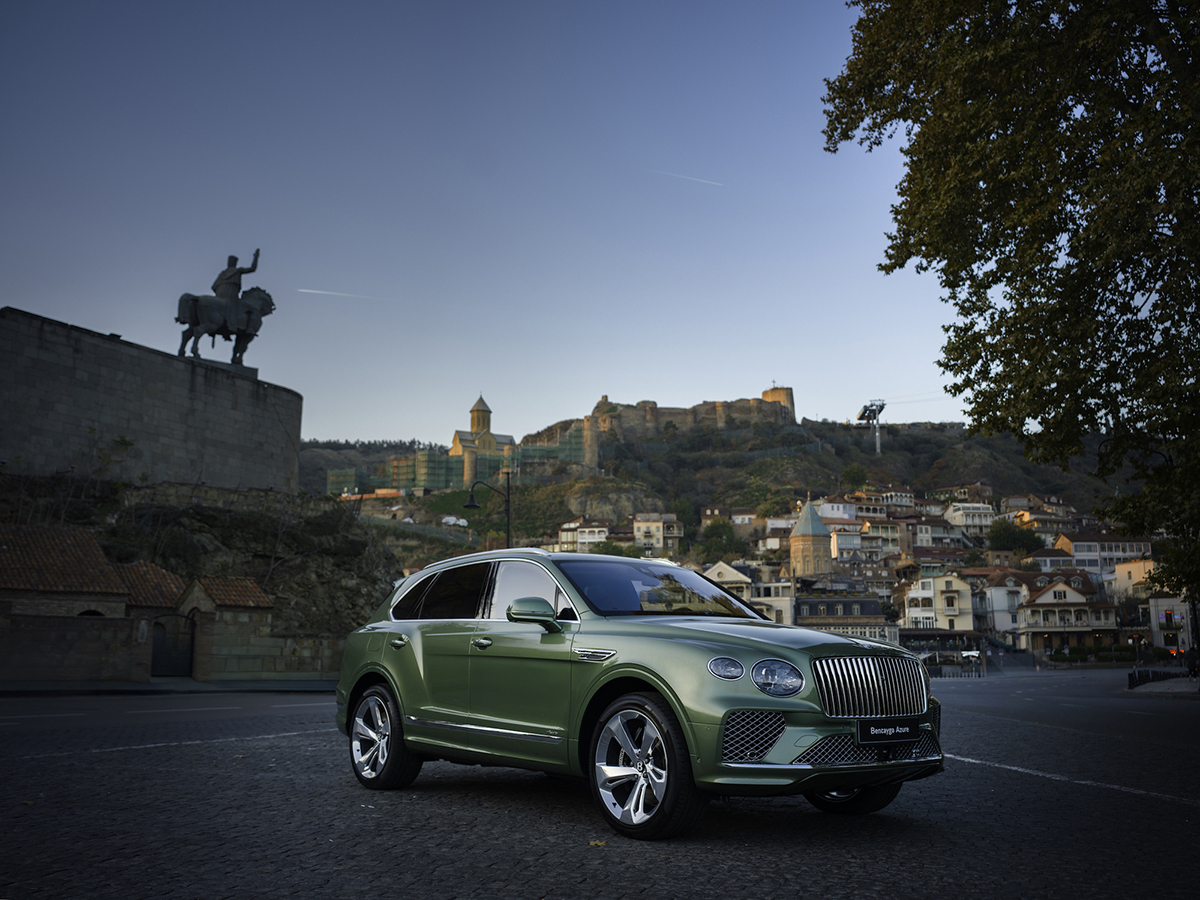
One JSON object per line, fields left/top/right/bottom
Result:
{"left": 536, "top": 479, "right": 1172, "bottom": 656}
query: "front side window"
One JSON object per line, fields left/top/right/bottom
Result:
{"left": 488, "top": 560, "right": 575, "bottom": 620}
{"left": 556, "top": 559, "right": 756, "bottom": 618}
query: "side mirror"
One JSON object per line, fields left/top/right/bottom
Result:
{"left": 506, "top": 596, "right": 563, "bottom": 633}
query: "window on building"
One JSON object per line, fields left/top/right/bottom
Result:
{"left": 1053, "top": 590, "right": 1067, "bottom": 601}
{"left": 947, "top": 618, "right": 956, "bottom": 630}
{"left": 818, "top": 604, "right": 827, "bottom": 615}
{"left": 852, "top": 604, "right": 861, "bottom": 615}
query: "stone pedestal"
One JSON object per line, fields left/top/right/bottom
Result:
{"left": 191, "top": 358, "right": 258, "bottom": 380}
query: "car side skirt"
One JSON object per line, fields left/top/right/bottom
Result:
{"left": 404, "top": 715, "right": 564, "bottom": 745}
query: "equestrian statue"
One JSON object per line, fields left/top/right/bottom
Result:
{"left": 176, "top": 248, "right": 275, "bottom": 365}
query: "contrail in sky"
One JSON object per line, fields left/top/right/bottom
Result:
{"left": 297, "top": 289, "right": 382, "bottom": 300}
{"left": 644, "top": 168, "right": 724, "bottom": 186}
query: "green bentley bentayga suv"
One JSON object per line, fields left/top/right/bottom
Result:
{"left": 336, "top": 549, "right": 943, "bottom": 839}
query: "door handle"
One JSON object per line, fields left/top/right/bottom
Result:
{"left": 472, "top": 638, "right": 493, "bottom": 649}
{"left": 390, "top": 634, "right": 409, "bottom": 648}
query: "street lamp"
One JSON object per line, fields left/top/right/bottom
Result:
{"left": 464, "top": 469, "right": 511, "bottom": 549}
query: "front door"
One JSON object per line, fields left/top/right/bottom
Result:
{"left": 467, "top": 560, "right": 574, "bottom": 766}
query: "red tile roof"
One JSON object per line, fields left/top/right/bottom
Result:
{"left": 0, "top": 524, "right": 129, "bottom": 595}
{"left": 117, "top": 560, "right": 186, "bottom": 608}
{"left": 197, "top": 576, "right": 273, "bottom": 608}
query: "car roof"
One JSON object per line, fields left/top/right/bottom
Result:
{"left": 418, "top": 548, "right": 681, "bottom": 572}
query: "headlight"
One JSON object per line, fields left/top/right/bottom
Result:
{"left": 751, "top": 659, "right": 803, "bottom": 697}
{"left": 708, "top": 657, "right": 745, "bottom": 680}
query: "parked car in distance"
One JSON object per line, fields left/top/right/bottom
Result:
{"left": 336, "top": 549, "right": 943, "bottom": 839}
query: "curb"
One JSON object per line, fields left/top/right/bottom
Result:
{"left": 0, "top": 680, "right": 338, "bottom": 698}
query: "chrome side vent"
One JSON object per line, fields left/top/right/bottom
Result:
{"left": 811, "top": 656, "right": 927, "bottom": 718}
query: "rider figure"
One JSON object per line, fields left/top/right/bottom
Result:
{"left": 212, "top": 249, "right": 259, "bottom": 331}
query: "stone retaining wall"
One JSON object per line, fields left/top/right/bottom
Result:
{"left": 193, "top": 608, "right": 344, "bottom": 681}
{"left": 0, "top": 604, "right": 152, "bottom": 682}
{"left": 0, "top": 306, "right": 302, "bottom": 493}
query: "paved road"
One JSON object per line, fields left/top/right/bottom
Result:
{"left": 1, "top": 671, "right": 1196, "bottom": 900}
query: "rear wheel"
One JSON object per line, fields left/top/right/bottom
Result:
{"left": 350, "top": 685, "right": 422, "bottom": 790}
{"left": 590, "top": 692, "right": 706, "bottom": 839}
{"left": 804, "top": 783, "right": 902, "bottom": 814}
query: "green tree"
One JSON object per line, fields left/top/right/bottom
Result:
{"left": 986, "top": 519, "right": 1045, "bottom": 556}
{"left": 755, "top": 496, "right": 793, "bottom": 518}
{"left": 700, "top": 518, "right": 746, "bottom": 565}
{"left": 823, "top": 2, "right": 1198, "bottom": 600}
{"left": 591, "top": 540, "right": 646, "bottom": 558}
{"left": 840, "top": 463, "right": 869, "bottom": 491}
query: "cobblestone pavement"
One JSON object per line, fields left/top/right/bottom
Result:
{"left": 1, "top": 673, "right": 1196, "bottom": 900}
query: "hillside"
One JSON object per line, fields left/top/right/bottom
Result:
{"left": 0, "top": 473, "right": 467, "bottom": 636}
{"left": 1, "top": 417, "right": 1124, "bottom": 642}
{"left": 373, "top": 419, "right": 1120, "bottom": 545}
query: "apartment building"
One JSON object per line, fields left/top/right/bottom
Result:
{"left": 633, "top": 512, "right": 684, "bottom": 554}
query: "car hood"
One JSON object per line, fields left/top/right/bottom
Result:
{"left": 605, "top": 616, "right": 908, "bottom": 657}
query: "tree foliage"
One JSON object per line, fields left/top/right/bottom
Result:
{"left": 700, "top": 518, "right": 747, "bottom": 564}
{"left": 824, "top": 1, "right": 1199, "bottom": 595}
{"left": 840, "top": 463, "right": 869, "bottom": 491}
{"left": 986, "top": 518, "right": 1047, "bottom": 556}
{"left": 590, "top": 540, "right": 646, "bottom": 558}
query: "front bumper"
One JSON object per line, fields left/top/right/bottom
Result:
{"left": 689, "top": 701, "right": 944, "bottom": 796}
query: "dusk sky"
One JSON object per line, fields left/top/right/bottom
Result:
{"left": 1, "top": 1, "right": 964, "bottom": 445}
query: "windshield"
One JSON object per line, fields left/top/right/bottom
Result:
{"left": 557, "top": 558, "right": 758, "bottom": 618}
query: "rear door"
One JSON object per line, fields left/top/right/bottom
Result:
{"left": 380, "top": 562, "right": 491, "bottom": 749}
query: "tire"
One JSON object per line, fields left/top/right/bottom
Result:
{"left": 804, "top": 783, "right": 902, "bottom": 815}
{"left": 349, "top": 685, "right": 423, "bottom": 790}
{"left": 590, "top": 692, "right": 706, "bottom": 839}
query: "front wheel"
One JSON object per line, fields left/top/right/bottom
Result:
{"left": 804, "top": 783, "right": 902, "bottom": 815}
{"left": 349, "top": 685, "right": 423, "bottom": 790}
{"left": 590, "top": 692, "right": 706, "bottom": 839}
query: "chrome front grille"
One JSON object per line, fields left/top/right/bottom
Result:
{"left": 811, "top": 656, "right": 927, "bottom": 718}
{"left": 792, "top": 732, "right": 942, "bottom": 767}
{"left": 721, "top": 710, "right": 786, "bottom": 763}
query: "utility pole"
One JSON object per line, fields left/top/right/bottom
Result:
{"left": 856, "top": 400, "right": 887, "bottom": 455}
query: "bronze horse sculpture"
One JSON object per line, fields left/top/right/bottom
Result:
{"left": 176, "top": 286, "right": 275, "bottom": 365}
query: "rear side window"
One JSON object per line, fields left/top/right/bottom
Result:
{"left": 390, "top": 575, "right": 433, "bottom": 620}
{"left": 418, "top": 562, "right": 492, "bottom": 619}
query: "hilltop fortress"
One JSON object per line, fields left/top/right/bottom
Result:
{"left": 587, "top": 386, "right": 796, "bottom": 444}
{"left": 328, "top": 386, "right": 796, "bottom": 495}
